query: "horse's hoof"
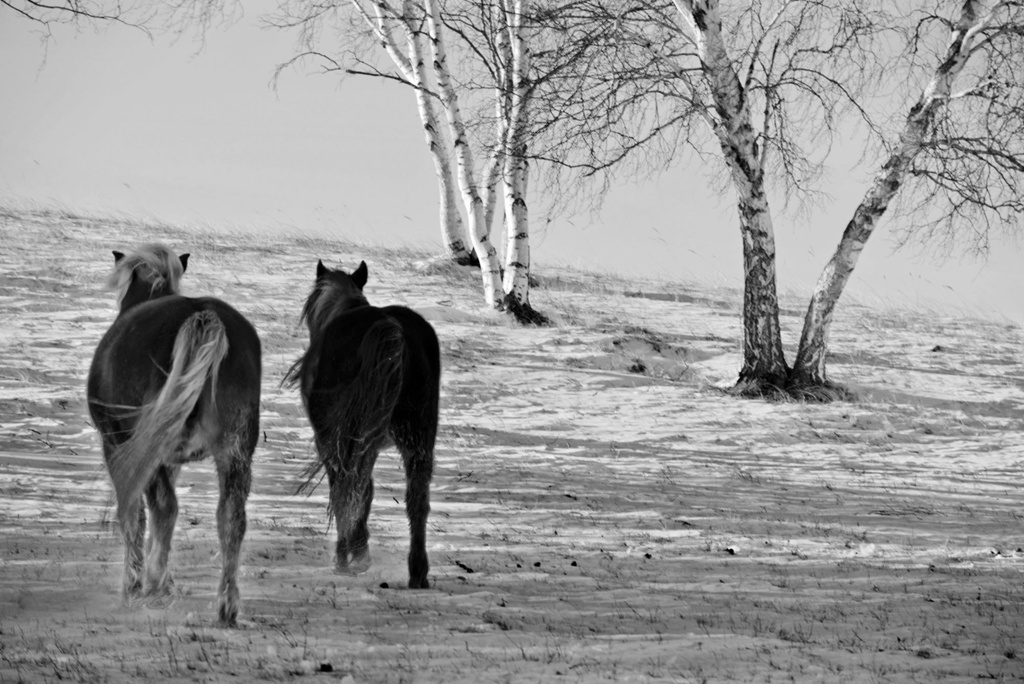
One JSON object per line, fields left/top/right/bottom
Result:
{"left": 122, "top": 586, "right": 145, "bottom": 607}
{"left": 349, "top": 552, "right": 372, "bottom": 575}
{"left": 217, "top": 607, "right": 239, "bottom": 628}
{"left": 335, "top": 552, "right": 372, "bottom": 576}
{"left": 123, "top": 580, "right": 143, "bottom": 601}
{"left": 408, "top": 577, "right": 430, "bottom": 590}
{"left": 333, "top": 562, "right": 369, "bottom": 577}
{"left": 143, "top": 577, "right": 175, "bottom": 599}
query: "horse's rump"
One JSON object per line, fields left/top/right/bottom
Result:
{"left": 89, "top": 297, "right": 261, "bottom": 527}
{"left": 378, "top": 305, "right": 441, "bottom": 428}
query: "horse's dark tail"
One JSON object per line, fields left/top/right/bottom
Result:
{"left": 314, "top": 318, "right": 404, "bottom": 539}
{"left": 108, "top": 310, "right": 229, "bottom": 532}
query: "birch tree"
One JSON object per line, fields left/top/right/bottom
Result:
{"left": 550, "top": 1, "right": 1021, "bottom": 398}
{"left": 445, "top": 1, "right": 648, "bottom": 321}
{"left": 422, "top": 0, "right": 506, "bottom": 308}
{"left": 499, "top": 0, "right": 534, "bottom": 318}
{"left": 272, "top": 0, "right": 557, "bottom": 316}
{"left": 427, "top": 0, "right": 552, "bottom": 321}
{"left": 271, "top": 0, "right": 613, "bottom": 321}
{"left": 397, "top": 0, "right": 479, "bottom": 267}
{"left": 489, "top": 0, "right": 546, "bottom": 321}
{"left": 658, "top": 0, "right": 889, "bottom": 396}
{"left": 673, "top": 1, "right": 788, "bottom": 393}
{"left": 270, "top": 0, "right": 478, "bottom": 266}
{"left": 790, "top": 0, "right": 1024, "bottom": 394}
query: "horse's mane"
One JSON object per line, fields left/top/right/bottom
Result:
{"left": 106, "top": 243, "right": 184, "bottom": 306}
{"left": 300, "top": 277, "right": 369, "bottom": 337}
{"left": 284, "top": 276, "right": 369, "bottom": 391}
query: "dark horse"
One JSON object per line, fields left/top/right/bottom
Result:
{"left": 286, "top": 260, "right": 439, "bottom": 588}
{"left": 87, "top": 244, "right": 261, "bottom": 626}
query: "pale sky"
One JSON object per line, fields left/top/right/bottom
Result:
{"left": 1, "top": 5, "right": 1021, "bottom": 325}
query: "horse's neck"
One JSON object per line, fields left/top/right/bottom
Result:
{"left": 337, "top": 297, "right": 369, "bottom": 314}
{"left": 309, "top": 296, "right": 369, "bottom": 336}
{"left": 119, "top": 281, "right": 176, "bottom": 315}
{"left": 324, "top": 293, "right": 369, "bottom": 318}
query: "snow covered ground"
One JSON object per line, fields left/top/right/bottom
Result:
{"left": 1, "top": 207, "right": 1022, "bottom": 682}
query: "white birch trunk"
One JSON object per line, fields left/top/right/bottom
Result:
{"left": 424, "top": 0, "right": 505, "bottom": 308}
{"left": 397, "top": 1, "right": 473, "bottom": 263}
{"left": 503, "top": 146, "right": 530, "bottom": 305}
{"left": 483, "top": 8, "right": 511, "bottom": 247}
{"left": 482, "top": 146, "right": 505, "bottom": 251}
{"left": 501, "top": 0, "right": 532, "bottom": 310}
{"left": 791, "top": 0, "right": 995, "bottom": 387}
{"left": 361, "top": 1, "right": 412, "bottom": 77}
{"left": 676, "top": 0, "right": 789, "bottom": 392}
{"left": 353, "top": 0, "right": 474, "bottom": 263}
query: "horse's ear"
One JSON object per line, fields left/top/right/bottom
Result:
{"left": 112, "top": 251, "right": 124, "bottom": 263}
{"left": 179, "top": 253, "right": 190, "bottom": 273}
{"left": 316, "top": 259, "right": 327, "bottom": 279}
{"left": 352, "top": 261, "right": 368, "bottom": 289}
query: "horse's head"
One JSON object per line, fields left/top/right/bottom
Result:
{"left": 107, "top": 244, "right": 189, "bottom": 314}
{"left": 301, "top": 260, "right": 370, "bottom": 335}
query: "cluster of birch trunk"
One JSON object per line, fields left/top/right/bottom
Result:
{"left": 676, "top": 0, "right": 1020, "bottom": 396}
{"left": 130, "top": 0, "right": 1023, "bottom": 398}
{"left": 343, "top": 0, "right": 539, "bottom": 321}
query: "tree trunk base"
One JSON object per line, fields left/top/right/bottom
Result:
{"left": 503, "top": 294, "right": 551, "bottom": 326}
{"left": 729, "top": 372, "right": 792, "bottom": 400}
{"left": 730, "top": 371, "right": 855, "bottom": 403}
{"left": 498, "top": 268, "right": 540, "bottom": 288}
{"left": 785, "top": 375, "right": 856, "bottom": 403}
{"left": 454, "top": 251, "right": 480, "bottom": 267}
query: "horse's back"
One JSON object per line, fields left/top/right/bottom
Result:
{"left": 381, "top": 304, "right": 441, "bottom": 384}
{"left": 380, "top": 305, "right": 437, "bottom": 344}
{"left": 309, "top": 304, "right": 439, "bottom": 409}
{"left": 312, "top": 304, "right": 435, "bottom": 367}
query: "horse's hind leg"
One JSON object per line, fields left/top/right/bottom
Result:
{"left": 327, "top": 466, "right": 374, "bottom": 576}
{"left": 348, "top": 477, "right": 374, "bottom": 574}
{"left": 400, "top": 445, "right": 433, "bottom": 589}
{"left": 122, "top": 502, "right": 146, "bottom": 602}
{"left": 143, "top": 466, "right": 179, "bottom": 600}
{"left": 104, "top": 436, "right": 146, "bottom": 602}
{"left": 214, "top": 449, "right": 251, "bottom": 627}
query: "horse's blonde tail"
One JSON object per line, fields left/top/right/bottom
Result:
{"left": 108, "top": 310, "right": 229, "bottom": 531}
